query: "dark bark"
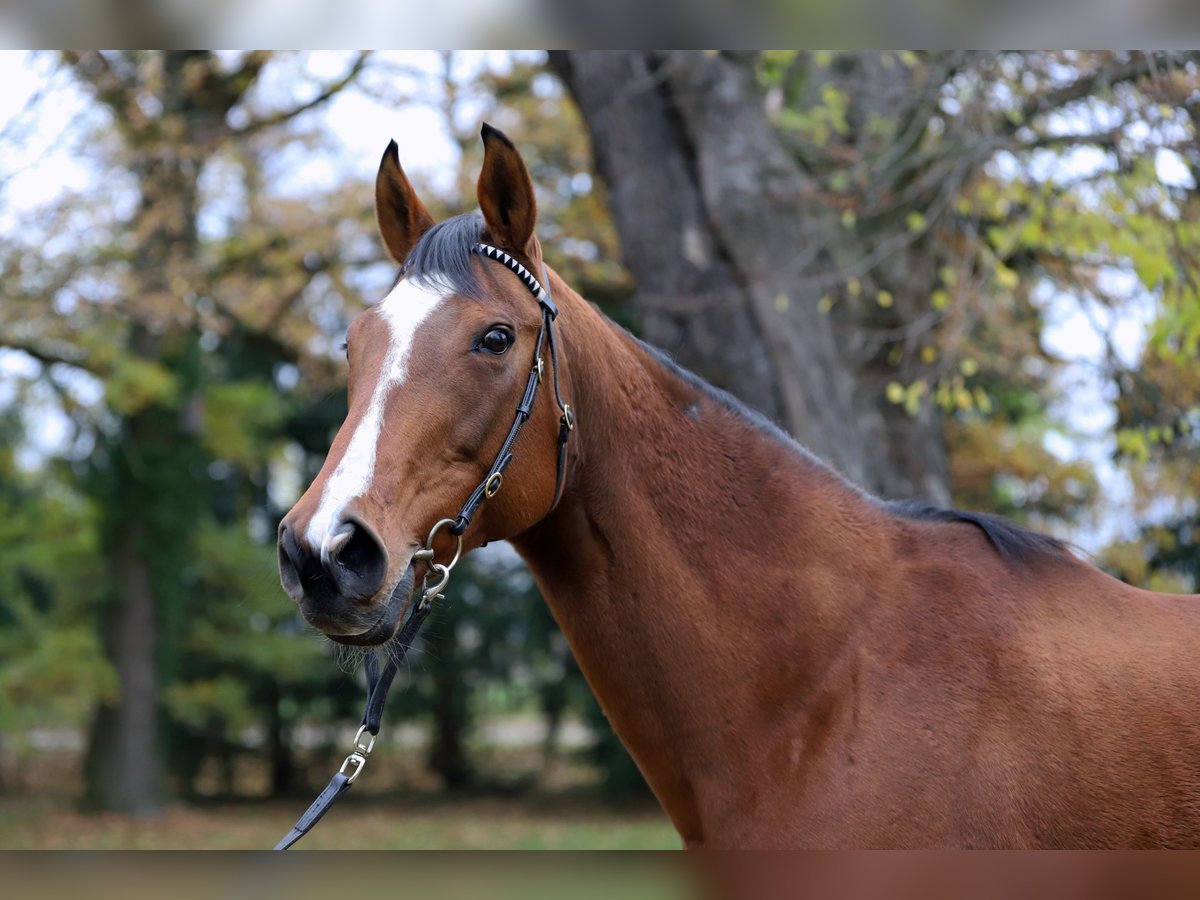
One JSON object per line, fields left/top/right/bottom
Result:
{"left": 426, "top": 619, "right": 474, "bottom": 790}
{"left": 537, "top": 678, "right": 566, "bottom": 764}
{"left": 268, "top": 690, "right": 297, "bottom": 796}
{"left": 82, "top": 528, "right": 163, "bottom": 813}
{"left": 549, "top": 51, "right": 952, "bottom": 503}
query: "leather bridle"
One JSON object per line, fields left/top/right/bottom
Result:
{"left": 449, "top": 243, "right": 574, "bottom": 537}
{"left": 273, "top": 243, "right": 573, "bottom": 849}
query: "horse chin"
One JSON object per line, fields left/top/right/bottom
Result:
{"left": 324, "top": 562, "right": 417, "bottom": 647}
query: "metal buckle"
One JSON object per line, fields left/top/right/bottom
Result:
{"left": 484, "top": 471, "right": 503, "bottom": 498}
{"left": 536, "top": 357, "right": 544, "bottom": 383}
{"left": 561, "top": 404, "right": 575, "bottom": 431}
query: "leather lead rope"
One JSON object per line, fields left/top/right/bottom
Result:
{"left": 273, "top": 599, "right": 431, "bottom": 850}
{"left": 272, "top": 243, "right": 572, "bottom": 850}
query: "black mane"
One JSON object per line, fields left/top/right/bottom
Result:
{"left": 401, "top": 212, "right": 487, "bottom": 299}
{"left": 402, "top": 216, "right": 1066, "bottom": 568}
{"left": 884, "top": 498, "right": 1067, "bottom": 562}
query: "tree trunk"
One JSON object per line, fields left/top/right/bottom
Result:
{"left": 268, "top": 690, "right": 297, "bottom": 796}
{"left": 81, "top": 52, "right": 207, "bottom": 813}
{"left": 426, "top": 616, "right": 473, "bottom": 790}
{"left": 548, "top": 51, "right": 951, "bottom": 503}
{"left": 82, "top": 528, "right": 162, "bottom": 813}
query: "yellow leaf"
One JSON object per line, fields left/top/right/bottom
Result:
{"left": 886, "top": 382, "right": 905, "bottom": 404}
{"left": 995, "top": 263, "right": 1019, "bottom": 291}
{"left": 876, "top": 290, "right": 894, "bottom": 308}
{"left": 904, "top": 379, "right": 929, "bottom": 416}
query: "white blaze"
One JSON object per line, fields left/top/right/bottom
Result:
{"left": 305, "top": 278, "right": 447, "bottom": 550}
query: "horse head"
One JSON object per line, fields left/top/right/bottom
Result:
{"left": 278, "top": 125, "right": 571, "bottom": 645}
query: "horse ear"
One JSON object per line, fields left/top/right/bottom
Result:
{"left": 476, "top": 123, "right": 537, "bottom": 255}
{"left": 375, "top": 139, "right": 436, "bottom": 264}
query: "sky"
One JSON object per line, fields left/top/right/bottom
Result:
{"left": 0, "top": 51, "right": 1182, "bottom": 552}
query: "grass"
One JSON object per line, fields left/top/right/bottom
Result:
{"left": 2, "top": 721, "right": 680, "bottom": 851}
{"left": 0, "top": 792, "right": 680, "bottom": 850}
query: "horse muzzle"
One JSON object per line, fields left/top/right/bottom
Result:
{"left": 278, "top": 515, "right": 416, "bottom": 646}
{"left": 298, "top": 561, "right": 416, "bottom": 646}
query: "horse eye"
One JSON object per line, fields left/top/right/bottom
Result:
{"left": 478, "top": 328, "right": 513, "bottom": 355}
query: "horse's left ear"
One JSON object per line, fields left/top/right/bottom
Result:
{"left": 476, "top": 123, "right": 537, "bottom": 256}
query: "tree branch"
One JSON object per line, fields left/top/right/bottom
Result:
{"left": 59, "top": 50, "right": 150, "bottom": 138}
{"left": 0, "top": 336, "right": 90, "bottom": 372}
{"left": 231, "top": 52, "right": 370, "bottom": 138}
{"left": 1011, "top": 52, "right": 1200, "bottom": 132}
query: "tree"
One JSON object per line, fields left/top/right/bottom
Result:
{"left": 548, "top": 51, "right": 1200, "bottom": 518}
{"left": 0, "top": 51, "right": 372, "bottom": 812}
{"left": 0, "top": 408, "right": 114, "bottom": 793}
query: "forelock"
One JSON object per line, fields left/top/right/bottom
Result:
{"left": 401, "top": 212, "right": 486, "bottom": 300}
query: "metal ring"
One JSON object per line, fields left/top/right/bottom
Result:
{"left": 562, "top": 404, "right": 575, "bottom": 431}
{"left": 423, "top": 517, "right": 464, "bottom": 572}
{"left": 484, "top": 471, "right": 503, "bottom": 498}
{"left": 536, "top": 357, "right": 544, "bottom": 383}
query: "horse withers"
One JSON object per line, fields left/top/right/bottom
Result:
{"left": 278, "top": 123, "right": 1200, "bottom": 848}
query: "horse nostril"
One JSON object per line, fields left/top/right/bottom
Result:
{"left": 278, "top": 521, "right": 306, "bottom": 599}
{"left": 325, "top": 517, "right": 388, "bottom": 602}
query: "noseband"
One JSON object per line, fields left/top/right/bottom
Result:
{"left": 274, "top": 243, "right": 573, "bottom": 849}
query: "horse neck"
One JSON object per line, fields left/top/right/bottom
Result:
{"left": 510, "top": 277, "right": 891, "bottom": 834}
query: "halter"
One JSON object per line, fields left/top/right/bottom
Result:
{"left": 274, "top": 243, "right": 574, "bottom": 850}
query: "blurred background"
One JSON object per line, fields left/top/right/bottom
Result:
{"left": 0, "top": 50, "right": 1196, "bottom": 849}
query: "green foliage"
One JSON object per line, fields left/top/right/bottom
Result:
{"left": 0, "top": 424, "right": 114, "bottom": 734}
{"left": 102, "top": 356, "right": 178, "bottom": 415}
{"left": 201, "top": 381, "right": 288, "bottom": 468}
{"left": 163, "top": 675, "right": 253, "bottom": 739}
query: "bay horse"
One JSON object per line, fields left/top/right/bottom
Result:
{"left": 278, "top": 123, "right": 1200, "bottom": 848}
